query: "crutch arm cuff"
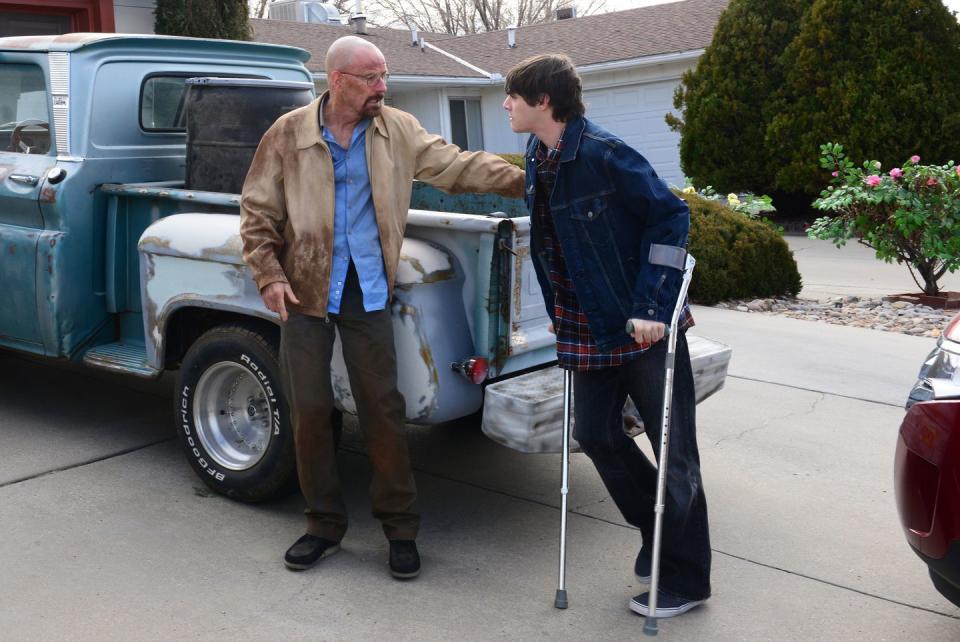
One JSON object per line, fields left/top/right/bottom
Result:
{"left": 648, "top": 244, "right": 687, "bottom": 271}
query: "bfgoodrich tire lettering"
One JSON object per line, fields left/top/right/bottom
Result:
{"left": 175, "top": 325, "right": 294, "bottom": 502}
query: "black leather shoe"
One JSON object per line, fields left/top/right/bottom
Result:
{"left": 388, "top": 539, "right": 421, "bottom": 579}
{"left": 284, "top": 534, "right": 340, "bottom": 571}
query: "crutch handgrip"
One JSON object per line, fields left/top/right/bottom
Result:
{"left": 625, "top": 319, "right": 671, "bottom": 339}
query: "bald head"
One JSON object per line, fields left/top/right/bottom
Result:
{"left": 324, "top": 35, "right": 388, "bottom": 121}
{"left": 325, "top": 36, "right": 384, "bottom": 73}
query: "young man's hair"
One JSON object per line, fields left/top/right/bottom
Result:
{"left": 504, "top": 54, "right": 585, "bottom": 122}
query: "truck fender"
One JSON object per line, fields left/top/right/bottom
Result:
{"left": 337, "top": 237, "right": 482, "bottom": 424}
{"left": 138, "top": 213, "right": 271, "bottom": 370}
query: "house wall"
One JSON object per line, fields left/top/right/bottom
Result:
{"left": 390, "top": 88, "right": 443, "bottom": 136}
{"left": 465, "top": 58, "right": 697, "bottom": 186}
{"left": 114, "top": 0, "right": 154, "bottom": 33}
{"left": 0, "top": 0, "right": 116, "bottom": 33}
{"left": 477, "top": 85, "right": 525, "bottom": 154}
{"left": 365, "top": 55, "right": 696, "bottom": 185}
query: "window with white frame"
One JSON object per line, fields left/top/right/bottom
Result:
{"left": 449, "top": 98, "right": 483, "bottom": 151}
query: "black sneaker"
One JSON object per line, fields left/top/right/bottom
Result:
{"left": 629, "top": 591, "right": 705, "bottom": 618}
{"left": 389, "top": 539, "right": 421, "bottom": 579}
{"left": 635, "top": 549, "right": 652, "bottom": 583}
{"left": 283, "top": 534, "right": 340, "bottom": 571}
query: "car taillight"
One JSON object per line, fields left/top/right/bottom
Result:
{"left": 895, "top": 434, "right": 939, "bottom": 536}
{"left": 945, "top": 314, "right": 960, "bottom": 342}
{"left": 451, "top": 357, "right": 488, "bottom": 384}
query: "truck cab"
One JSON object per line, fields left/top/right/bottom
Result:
{"left": 0, "top": 33, "right": 311, "bottom": 360}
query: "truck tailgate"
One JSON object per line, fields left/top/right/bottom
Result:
{"left": 497, "top": 217, "right": 555, "bottom": 375}
{"left": 481, "top": 334, "right": 732, "bottom": 453}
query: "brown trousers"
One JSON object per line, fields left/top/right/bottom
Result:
{"left": 280, "top": 265, "right": 419, "bottom": 541}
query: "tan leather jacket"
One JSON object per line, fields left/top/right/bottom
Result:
{"left": 239, "top": 94, "right": 525, "bottom": 317}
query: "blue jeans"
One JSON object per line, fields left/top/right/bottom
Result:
{"left": 572, "top": 331, "right": 711, "bottom": 601}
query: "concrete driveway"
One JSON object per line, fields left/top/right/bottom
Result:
{"left": 2, "top": 241, "right": 960, "bottom": 640}
{"left": 788, "top": 236, "right": 960, "bottom": 301}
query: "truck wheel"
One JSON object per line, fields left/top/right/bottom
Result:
{"left": 175, "top": 325, "right": 293, "bottom": 502}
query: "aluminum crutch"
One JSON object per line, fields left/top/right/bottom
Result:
{"left": 554, "top": 367, "right": 573, "bottom": 609}
{"left": 629, "top": 253, "right": 696, "bottom": 636}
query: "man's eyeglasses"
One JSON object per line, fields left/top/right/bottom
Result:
{"left": 339, "top": 71, "right": 390, "bottom": 86}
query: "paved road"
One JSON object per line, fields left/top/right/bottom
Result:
{"left": 787, "top": 236, "right": 960, "bottom": 302}
{"left": 2, "top": 303, "right": 959, "bottom": 640}
{"left": 3, "top": 236, "right": 960, "bottom": 640}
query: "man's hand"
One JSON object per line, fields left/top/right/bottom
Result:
{"left": 547, "top": 322, "right": 555, "bottom": 335}
{"left": 627, "top": 318, "right": 665, "bottom": 345}
{"left": 261, "top": 282, "right": 300, "bottom": 322}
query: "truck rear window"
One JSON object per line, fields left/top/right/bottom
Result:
{"left": 140, "top": 73, "right": 266, "bottom": 132}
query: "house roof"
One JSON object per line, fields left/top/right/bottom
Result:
{"left": 252, "top": 0, "right": 728, "bottom": 79}
{"left": 437, "top": 0, "right": 729, "bottom": 74}
{"left": 251, "top": 18, "right": 487, "bottom": 78}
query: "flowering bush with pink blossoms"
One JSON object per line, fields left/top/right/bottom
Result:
{"left": 810, "top": 142, "right": 960, "bottom": 295}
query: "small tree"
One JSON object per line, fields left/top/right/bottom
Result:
{"left": 155, "top": 0, "right": 251, "bottom": 41}
{"left": 370, "top": 0, "right": 606, "bottom": 35}
{"left": 767, "top": 0, "right": 960, "bottom": 195}
{"left": 666, "top": 0, "right": 807, "bottom": 195}
{"left": 811, "top": 143, "right": 960, "bottom": 296}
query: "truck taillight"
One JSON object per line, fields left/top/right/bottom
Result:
{"left": 451, "top": 357, "right": 488, "bottom": 384}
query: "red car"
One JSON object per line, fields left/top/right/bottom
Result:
{"left": 895, "top": 312, "right": 960, "bottom": 607}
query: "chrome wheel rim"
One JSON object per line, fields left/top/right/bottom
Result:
{"left": 194, "top": 361, "right": 272, "bottom": 471}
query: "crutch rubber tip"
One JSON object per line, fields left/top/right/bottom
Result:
{"left": 643, "top": 617, "right": 659, "bottom": 636}
{"left": 554, "top": 589, "right": 568, "bottom": 609}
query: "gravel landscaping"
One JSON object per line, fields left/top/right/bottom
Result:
{"left": 714, "top": 296, "right": 955, "bottom": 338}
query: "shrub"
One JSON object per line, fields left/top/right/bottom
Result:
{"left": 767, "top": 0, "right": 960, "bottom": 195}
{"left": 666, "top": 0, "right": 808, "bottom": 195}
{"left": 682, "top": 191, "right": 802, "bottom": 304}
{"left": 682, "top": 184, "right": 778, "bottom": 226}
{"left": 497, "top": 153, "right": 526, "bottom": 169}
{"left": 811, "top": 143, "right": 960, "bottom": 295}
{"left": 155, "top": 0, "right": 251, "bottom": 40}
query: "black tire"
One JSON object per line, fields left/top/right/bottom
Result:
{"left": 175, "top": 324, "right": 294, "bottom": 502}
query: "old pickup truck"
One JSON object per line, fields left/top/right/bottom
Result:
{"left": 0, "top": 33, "right": 731, "bottom": 502}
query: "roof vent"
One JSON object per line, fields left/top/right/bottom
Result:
{"left": 410, "top": 26, "right": 418, "bottom": 46}
{"left": 555, "top": 7, "right": 576, "bottom": 20}
{"left": 350, "top": 13, "right": 367, "bottom": 34}
{"left": 507, "top": 27, "right": 516, "bottom": 48}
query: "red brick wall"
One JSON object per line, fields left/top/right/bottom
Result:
{"left": 0, "top": 0, "right": 116, "bottom": 33}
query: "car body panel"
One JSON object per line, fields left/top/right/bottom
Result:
{"left": 895, "top": 309, "right": 960, "bottom": 606}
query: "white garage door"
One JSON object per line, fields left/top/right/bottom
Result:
{"left": 583, "top": 79, "right": 685, "bottom": 189}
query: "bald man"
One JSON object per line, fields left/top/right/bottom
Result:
{"left": 240, "top": 36, "right": 524, "bottom": 579}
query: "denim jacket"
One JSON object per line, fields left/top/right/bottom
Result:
{"left": 525, "top": 115, "right": 690, "bottom": 352}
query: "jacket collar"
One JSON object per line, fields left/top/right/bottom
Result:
{"left": 558, "top": 115, "right": 586, "bottom": 163}
{"left": 296, "top": 91, "right": 388, "bottom": 150}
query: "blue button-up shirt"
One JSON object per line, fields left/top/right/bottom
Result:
{"left": 321, "top": 117, "right": 389, "bottom": 313}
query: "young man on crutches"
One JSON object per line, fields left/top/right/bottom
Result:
{"left": 503, "top": 54, "right": 712, "bottom": 620}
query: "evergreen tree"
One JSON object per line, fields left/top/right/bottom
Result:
{"left": 666, "top": 0, "right": 808, "bottom": 194}
{"left": 767, "top": 0, "right": 960, "bottom": 194}
{"left": 155, "top": 0, "right": 252, "bottom": 41}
